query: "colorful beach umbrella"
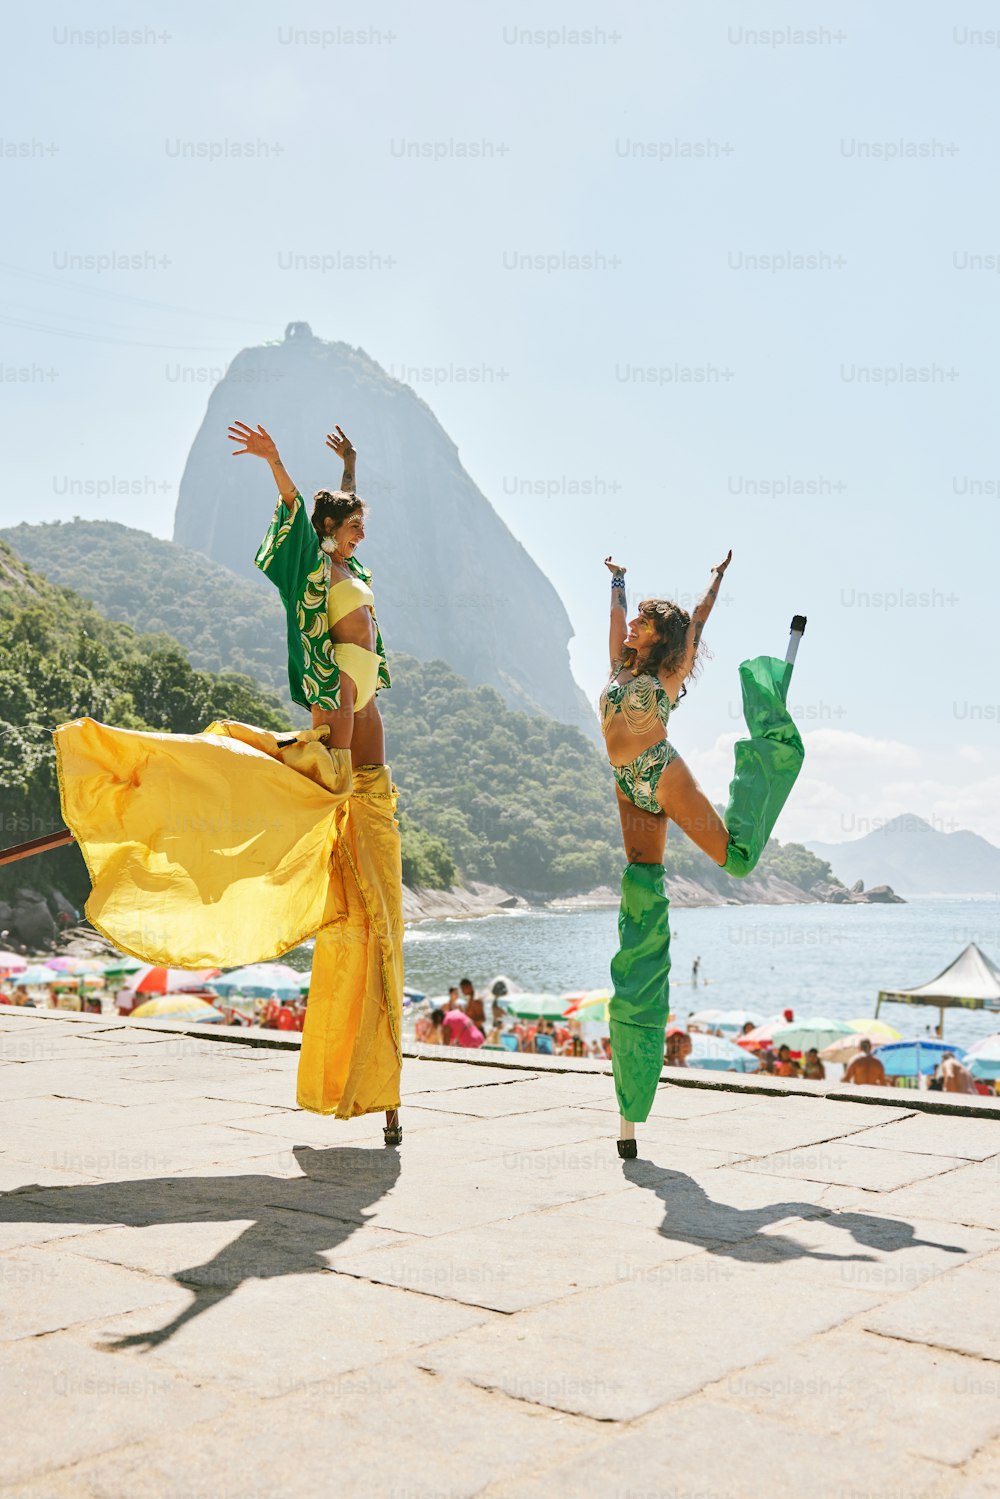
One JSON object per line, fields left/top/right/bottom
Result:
{"left": 689, "top": 1008, "right": 762, "bottom": 1033}
{"left": 847, "top": 1018, "right": 901, "bottom": 1041}
{"left": 130, "top": 995, "right": 227, "bottom": 1023}
{"left": 686, "top": 1033, "right": 760, "bottom": 1072}
{"left": 769, "top": 1017, "right": 858, "bottom": 1053}
{"left": 821, "top": 1032, "right": 892, "bottom": 1064}
{"left": 125, "top": 965, "right": 220, "bottom": 997}
{"left": 11, "top": 964, "right": 63, "bottom": 986}
{"left": 507, "top": 992, "right": 567, "bottom": 1019}
{"left": 966, "top": 1034, "right": 1000, "bottom": 1081}
{"left": 874, "top": 1038, "right": 966, "bottom": 1078}
{"left": 206, "top": 963, "right": 302, "bottom": 999}
{"left": 0, "top": 951, "right": 27, "bottom": 973}
{"left": 101, "top": 955, "right": 144, "bottom": 975}
{"left": 563, "top": 988, "right": 611, "bottom": 1020}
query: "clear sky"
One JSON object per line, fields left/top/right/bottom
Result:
{"left": 3, "top": 0, "right": 998, "bottom": 844}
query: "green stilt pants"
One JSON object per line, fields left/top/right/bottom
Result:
{"left": 609, "top": 653, "right": 805, "bottom": 1123}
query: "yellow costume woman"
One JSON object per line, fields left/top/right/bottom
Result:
{"left": 53, "top": 717, "right": 403, "bottom": 1121}
{"left": 53, "top": 420, "right": 405, "bottom": 1137}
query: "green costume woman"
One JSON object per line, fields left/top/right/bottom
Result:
{"left": 599, "top": 554, "right": 804, "bottom": 1156}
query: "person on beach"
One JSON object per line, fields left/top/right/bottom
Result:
{"left": 459, "top": 977, "right": 487, "bottom": 1033}
{"left": 802, "top": 1048, "right": 826, "bottom": 1080}
{"left": 938, "top": 1052, "right": 978, "bottom": 1095}
{"left": 600, "top": 552, "right": 805, "bottom": 1155}
{"left": 230, "top": 418, "right": 403, "bottom": 1143}
{"left": 843, "top": 1038, "right": 886, "bottom": 1088}
{"left": 774, "top": 1044, "right": 799, "bottom": 1078}
{"left": 441, "top": 1006, "right": 485, "bottom": 1048}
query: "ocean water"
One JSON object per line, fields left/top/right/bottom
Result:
{"left": 402, "top": 894, "right": 1000, "bottom": 1051}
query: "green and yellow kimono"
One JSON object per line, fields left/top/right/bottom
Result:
{"left": 254, "top": 493, "right": 390, "bottom": 712}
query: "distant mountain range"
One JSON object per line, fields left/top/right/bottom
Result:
{"left": 807, "top": 816, "right": 1000, "bottom": 895}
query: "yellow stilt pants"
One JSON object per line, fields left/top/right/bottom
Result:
{"left": 53, "top": 717, "right": 403, "bottom": 1117}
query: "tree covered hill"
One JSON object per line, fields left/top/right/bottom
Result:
{"left": 0, "top": 519, "right": 294, "bottom": 708}
{"left": 0, "top": 540, "right": 290, "bottom": 911}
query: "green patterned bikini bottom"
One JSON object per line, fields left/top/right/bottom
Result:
{"left": 611, "top": 738, "right": 678, "bottom": 815}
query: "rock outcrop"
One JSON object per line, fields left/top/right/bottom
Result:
{"left": 811, "top": 879, "right": 905, "bottom": 905}
{"left": 173, "top": 323, "right": 595, "bottom": 737}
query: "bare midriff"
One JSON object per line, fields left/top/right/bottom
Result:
{"left": 330, "top": 603, "right": 378, "bottom": 652}
{"left": 603, "top": 719, "right": 669, "bottom": 769}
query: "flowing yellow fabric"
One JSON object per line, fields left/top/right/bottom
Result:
{"left": 53, "top": 718, "right": 349, "bottom": 966}
{"left": 297, "top": 764, "right": 404, "bottom": 1117}
{"left": 53, "top": 717, "right": 404, "bottom": 1118}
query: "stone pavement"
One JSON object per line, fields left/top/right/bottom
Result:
{"left": 2, "top": 1008, "right": 1000, "bottom": 1499}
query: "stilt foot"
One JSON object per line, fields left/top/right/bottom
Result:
{"left": 617, "top": 1115, "right": 636, "bottom": 1158}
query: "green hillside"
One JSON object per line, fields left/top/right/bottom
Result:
{"left": 0, "top": 540, "right": 290, "bottom": 910}
{"left": 0, "top": 519, "right": 294, "bottom": 708}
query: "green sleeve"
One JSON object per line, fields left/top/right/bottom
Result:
{"left": 254, "top": 494, "right": 320, "bottom": 600}
{"left": 255, "top": 494, "right": 344, "bottom": 712}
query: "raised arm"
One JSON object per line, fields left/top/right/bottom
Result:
{"left": 687, "top": 549, "right": 732, "bottom": 660}
{"left": 605, "top": 556, "right": 628, "bottom": 668}
{"left": 325, "top": 424, "right": 357, "bottom": 495}
{"left": 228, "top": 421, "right": 299, "bottom": 509}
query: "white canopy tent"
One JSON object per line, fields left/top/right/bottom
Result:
{"left": 876, "top": 943, "right": 1000, "bottom": 1036}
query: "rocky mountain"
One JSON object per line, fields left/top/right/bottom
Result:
{"left": 173, "top": 321, "right": 595, "bottom": 738}
{"left": 807, "top": 815, "right": 1000, "bottom": 895}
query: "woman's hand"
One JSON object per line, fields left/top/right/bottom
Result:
{"left": 228, "top": 421, "right": 279, "bottom": 463}
{"left": 604, "top": 556, "right": 626, "bottom": 577}
{"left": 713, "top": 549, "right": 733, "bottom": 577}
{"left": 325, "top": 425, "right": 356, "bottom": 460}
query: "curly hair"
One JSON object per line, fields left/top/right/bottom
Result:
{"left": 621, "top": 598, "right": 706, "bottom": 701}
{"left": 310, "top": 489, "right": 366, "bottom": 541}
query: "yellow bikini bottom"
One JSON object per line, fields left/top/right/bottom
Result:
{"left": 333, "top": 642, "right": 381, "bottom": 711}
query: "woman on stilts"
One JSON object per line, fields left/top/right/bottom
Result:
{"left": 230, "top": 419, "right": 403, "bottom": 1144}
{"left": 600, "top": 553, "right": 805, "bottom": 1157}
{"left": 47, "top": 423, "right": 404, "bottom": 1147}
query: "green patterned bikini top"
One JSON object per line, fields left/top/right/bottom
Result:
{"left": 599, "top": 669, "right": 673, "bottom": 738}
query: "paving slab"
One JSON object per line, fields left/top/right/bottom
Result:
{"left": 332, "top": 1200, "right": 716, "bottom": 1313}
{"left": 0, "top": 1324, "right": 236, "bottom": 1488}
{"left": 621, "top": 1106, "right": 892, "bottom": 1162}
{"left": 863, "top": 1263, "right": 1000, "bottom": 1361}
{"left": 846, "top": 1110, "right": 1000, "bottom": 1162}
{"left": 78, "top": 1270, "right": 492, "bottom": 1398}
{"left": 751, "top": 1209, "right": 999, "bottom": 1294}
{"left": 704, "top": 1326, "right": 1000, "bottom": 1467}
{"left": 828, "top": 1155, "right": 1000, "bottom": 1232}
{"left": 0, "top": 1159, "right": 100, "bottom": 1193}
{"left": 56, "top": 1365, "right": 592, "bottom": 1499}
{"left": 0, "top": 1245, "right": 187, "bottom": 1341}
{"left": 418, "top": 1258, "right": 882, "bottom": 1419}
{"left": 741, "top": 1139, "right": 969, "bottom": 1191}
{"left": 483, "top": 1393, "right": 950, "bottom": 1499}
{"left": 61, "top": 1209, "right": 411, "bottom": 1284}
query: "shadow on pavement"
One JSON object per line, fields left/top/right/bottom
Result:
{"left": 1, "top": 1145, "right": 399, "bottom": 1350}
{"left": 622, "top": 1161, "right": 968, "bottom": 1264}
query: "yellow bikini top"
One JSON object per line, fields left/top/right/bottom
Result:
{"left": 327, "top": 573, "right": 375, "bottom": 629}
